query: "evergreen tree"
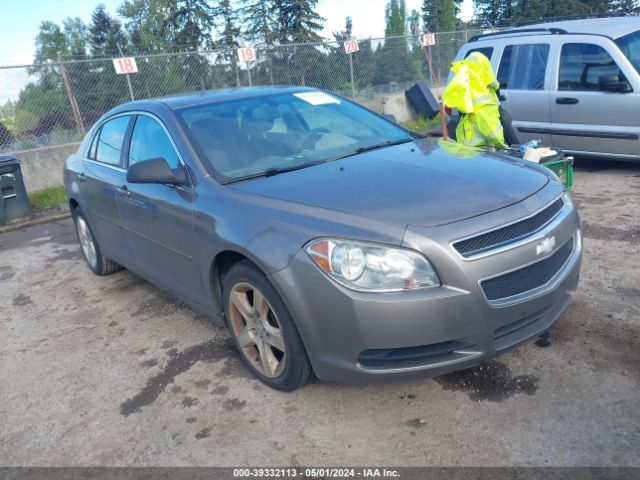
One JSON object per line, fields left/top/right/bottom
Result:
{"left": 166, "top": 0, "right": 214, "bottom": 50}
{"left": 375, "top": 0, "right": 414, "bottom": 85}
{"left": 422, "top": 0, "right": 457, "bottom": 32}
{"left": 613, "top": 0, "right": 640, "bottom": 14}
{"left": 271, "top": 0, "right": 325, "bottom": 44}
{"left": 242, "top": 0, "right": 278, "bottom": 44}
{"left": 212, "top": 0, "right": 243, "bottom": 86}
{"left": 89, "top": 4, "right": 126, "bottom": 56}
{"left": 473, "top": 0, "right": 621, "bottom": 27}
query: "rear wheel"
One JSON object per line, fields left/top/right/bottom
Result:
{"left": 73, "top": 207, "right": 121, "bottom": 276}
{"left": 223, "top": 260, "right": 313, "bottom": 391}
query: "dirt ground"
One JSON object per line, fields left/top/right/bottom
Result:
{"left": 0, "top": 159, "right": 638, "bottom": 467}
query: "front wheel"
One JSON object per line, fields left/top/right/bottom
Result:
{"left": 73, "top": 207, "right": 122, "bottom": 276}
{"left": 223, "top": 260, "right": 313, "bottom": 391}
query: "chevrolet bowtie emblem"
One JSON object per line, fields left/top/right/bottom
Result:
{"left": 536, "top": 236, "right": 556, "bottom": 256}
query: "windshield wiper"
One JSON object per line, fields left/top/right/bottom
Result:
{"left": 223, "top": 161, "right": 323, "bottom": 184}
{"left": 328, "top": 138, "right": 413, "bottom": 162}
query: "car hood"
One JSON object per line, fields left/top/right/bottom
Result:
{"left": 229, "top": 138, "right": 549, "bottom": 227}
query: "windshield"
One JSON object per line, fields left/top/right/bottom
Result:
{"left": 178, "top": 91, "right": 412, "bottom": 182}
{"left": 616, "top": 29, "right": 640, "bottom": 73}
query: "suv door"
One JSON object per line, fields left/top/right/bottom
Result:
{"left": 549, "top": 37, "right": 640, "bottom": 158}
{"left": 82, "top": 115, "right": 135, "bottom": 265}
{"left": 118, "top": 114, "right": 206, "bottom": 302}
{"left": 496, "top": 41, "right": 553, "bottom": 145}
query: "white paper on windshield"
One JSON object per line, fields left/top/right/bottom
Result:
{"left": 294, "top": 92, "right": 341, "bottom": 105}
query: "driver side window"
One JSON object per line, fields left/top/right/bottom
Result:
{"left": 128, "top": 115, "right": 180, "bottom": 168}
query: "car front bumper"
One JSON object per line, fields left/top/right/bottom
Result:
{"left": 269, "top": 194, "right": 582, "bottom": 383}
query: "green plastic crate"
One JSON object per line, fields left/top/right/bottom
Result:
{"left": 542, "top": 157, "right": 574, "bottom": 191}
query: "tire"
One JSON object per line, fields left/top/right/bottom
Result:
{"left": 72, "top": 206, "right": 122, "bottom": 276}
{"left": 222, "top": 260, "right": 313, "bottom": 391}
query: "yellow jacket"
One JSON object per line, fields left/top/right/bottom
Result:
{"left": 443, "top": 51, "right": 506, "bottom": 149}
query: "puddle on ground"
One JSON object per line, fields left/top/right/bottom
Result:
{"left": 119, "top": 337, "right": 235, "bottom": 416}
{"left": 435, "top": 360, "right": 538, "bottom": 402}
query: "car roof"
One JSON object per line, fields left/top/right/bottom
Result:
{"left": 474, "top": 15, "right": 640, "bottom": 42}
{"left": 111, "top": 85, "right": 317, "bottom": 114}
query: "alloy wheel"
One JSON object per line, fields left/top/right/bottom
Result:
{"left": 76, "top": 216, "right": 97, "bottom": 269}
{"left": 228, "top": 282, "right": 286, "bottom": 378}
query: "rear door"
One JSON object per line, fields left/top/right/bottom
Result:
{"left": 549, "top": 36, "right": 640, "bottom": 158}
{"left": 495, "top": 40, "right": 553, "bottom": 145}
{"left": 82, "top": 115, "right": 135, "bottom": 265}
{"left": 117, "top": 113, "right": 205, "bottom": 302}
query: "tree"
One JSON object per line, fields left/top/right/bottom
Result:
{"left": 242, "top": 0, "right": 278, "bottom": 44}
{"left": 0, "top": 122, "right": 14, "bottom": 147}
{"left": 473, "top": 0, "right": 621, "bottom": 27}
{"left": 374, "top": 0, "right": 414, "bottom": 85}
{"left": 271, "top": 0, "right": 325, "bottom": 44}
{"left": 90, "top": 4, "right": 126, "bottom": 56}
{"left": 63, "top": 18, "right": 88, "bottom": 58}
{"left": 166, "top": 0, "right": 214, "bottom": 50}
{"left": 212, "top": 0, "right": 243, "bottom": 86}
{"left": 34, "top": 21, "right": 68, "bottom": 63}
{"left": 422, "top": 0, "right": 457, "bottom": 32}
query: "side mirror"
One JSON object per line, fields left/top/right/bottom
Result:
{"left": 127, "top": 157, "right": 188, "bottom": 186}
{"left": 598, "top": 74, "right": 632, "bottom": 93}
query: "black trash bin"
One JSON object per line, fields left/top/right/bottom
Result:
{"left": 0, "top": 155, "right": 33, "bottom": 226}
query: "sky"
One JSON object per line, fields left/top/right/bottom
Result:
{"left": 0, "top": 0, "right": 474, "bottom": 66}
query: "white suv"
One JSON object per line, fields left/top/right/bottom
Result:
{"left": 452, "top": 15, "right": 640, "bottom": 160}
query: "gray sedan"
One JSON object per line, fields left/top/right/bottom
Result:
{"left": 63, "top": 87, "right": 581, "bottom": 391}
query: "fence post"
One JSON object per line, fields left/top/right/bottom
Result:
{"left": 117, "top": 44, "right": 135, "bottom": 101}
{"left": 57, "top": 55, "right": 85, "bottom": 135}
{"left": 349, "top": 53, "right": 356, "bottom": 99}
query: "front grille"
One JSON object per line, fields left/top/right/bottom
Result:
{"left": 454, "top": 197, "right": 564, "bottom": 257}
{"left": 358, "top": 340, "right": 477, "bottom": 369}
{"left": 481, "top": 236, "right": 574, "bottom": 301}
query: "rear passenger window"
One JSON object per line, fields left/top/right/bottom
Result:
{"left": 497, "top": 44, "right": 549, "bottom": 90}
{"left": 94, "top": 116, "right": 131, "bottom": 166}
{"left": 465, "top": 47, "right": 494, "bottom": 60}
{"left": 559, "top": 43, "right": 625, "bottom": 91}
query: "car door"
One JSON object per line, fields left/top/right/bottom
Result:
{"left": 495, "top": 40, "right": 553, "bottom": 146}
{"left": 117, "top": 113, "right": 206, "bottom": 302}
{"left": 82, "top": 115, "right": 135, "bottom": 265}
{"left": 549, "top": 37, "right": 640, "bottom": 158}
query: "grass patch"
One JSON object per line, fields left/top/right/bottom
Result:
{"left": 401, "top": 115, "right": 441, "bottom": 134}
{"left": 28, "top": 186, "right": 66, "bottom": 213}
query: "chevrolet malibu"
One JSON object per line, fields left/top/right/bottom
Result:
{"left": 63, "top": 86, "right": 582, "bottom": 391}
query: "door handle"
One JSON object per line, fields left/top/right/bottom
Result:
{"left": 498, "top": 94, "right": 506, "bottom": 102}
{"left": 556, "top": 97, "right": 579, "bottom": 105}
{"left": 118, "top": 185, "right": 130, "bottom": 198}
{"left": 77, "top": 173, "right": 87, "bottom": 182}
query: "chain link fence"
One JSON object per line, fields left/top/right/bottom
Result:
{"left": 0, "top": 30, "right": 480, "bottom": 154}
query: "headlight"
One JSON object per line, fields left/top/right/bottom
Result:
{"left": 305, "top": 239, "right": 440, "bottom": 292}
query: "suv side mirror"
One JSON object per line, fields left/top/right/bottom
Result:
{"left": 598, "top": 74, "right": 632, "bottom": 93}
{"left": 127, "top": 157, "right": 188, "bottom": 186}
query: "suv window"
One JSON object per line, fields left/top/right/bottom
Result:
{"left": 465, "top": 47, "right": 493, "bottom": 60}
{"left": 559, "top": 43, "right": 625, "bottom": 91}
{"left": 497, "top": 44, "right": 549, "bottom": 90}
{"left": 128, "top": 115, "right": 180, "bottom": 168}
{"left": 93, "top": 116, "right": 131, "bottom": 166}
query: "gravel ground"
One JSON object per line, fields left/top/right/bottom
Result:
{"left": 0, "top": 159, "right": 638, "bottom": 467}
